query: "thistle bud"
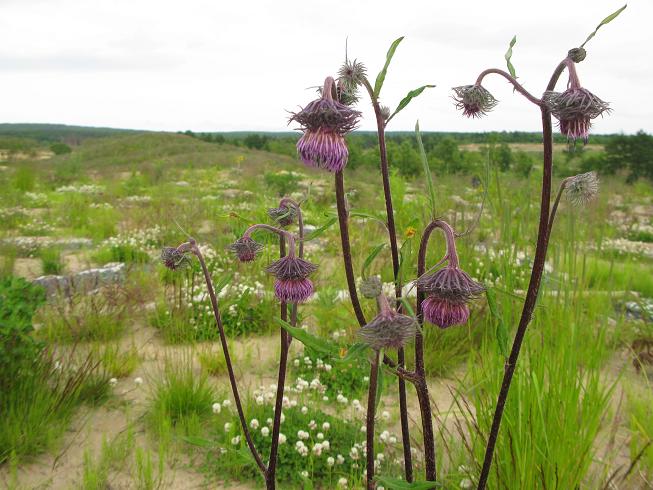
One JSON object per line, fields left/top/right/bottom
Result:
{"left": 268, "top": 204, "right": 297, "bottom": 227}
{"left": 360, "top": 276, "right": 382, "bottom": 299}
{"left": 452, "top": 84, "right": 498, "bottom": 118}
{"left": 228, "top": 237, "right": 264, "bottom": 262}
{"left": 160, "top": 246, "right": 190, "bottom": 271}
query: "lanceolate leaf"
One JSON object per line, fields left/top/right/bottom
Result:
{"left": 374, "top": 36, "right": 405, "bottom": 98}
{"left": 275, "top": 318, "right": 338, "bottom": 356}
{"left": 361, "top": 243, "right": 386, "bottom": 279}
{"left": 350, "top": 211, "right": 388, "bottom": 229}
{"left": 304, "top": 216, "right": 338, "bottom": 240}
{"left": 214, "top": 273, "right": 234, "bottom": 295}
{"left": 486, "top": 288, "right": 509, "bottom": 358}
{"left": 386, "top": 85, "right": 436, "bottom": 125}
{"left": 504, "top": 35, "right": 517, "bottom": 78}
{"left": 581, "top": 4, "right": 627, "bottom": 48}
{"left": 375, "top": 476, "right": 441, "bottom": 489}
{"left": 415, "top": 121, "right": 437, "bottom": 219}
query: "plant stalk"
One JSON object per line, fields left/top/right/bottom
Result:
{"left": 366, "top": 350, "right": 381, "bottom": 490}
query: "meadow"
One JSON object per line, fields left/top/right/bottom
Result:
{"left": 1, "top": 128, "right": 652, "bottom": 489}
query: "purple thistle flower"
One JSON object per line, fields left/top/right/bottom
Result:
{"left": 160, "top": 246, "right": 191, "bottom": 271}
{"left": 228, "top": 236, "right": 263, "bottom": 262}
{"left": 422, "top": 297, "right": 470, "bottom": 329}
{"left": 417, "top": 265, "right": 485, "bottom": 303}
{"left": 266, "top": 255, "right": 318, "bottom": 303}
{"left": 268, "top": 204, "right": 297, "bottom": 227}
{"left": 358, "top": 293, "right": 417, "bottom": 350}
{"left": 289, "top": 76, "right": 361, "bottom": 173}
{"left": 543, "top": 88, "right": 610, "bottom": 143}
{"left": 452, "top": 84, "right": 498, "bottom": 118}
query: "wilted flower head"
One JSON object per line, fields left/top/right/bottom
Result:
{"left": 358, "top": 295, "right": 417, "bottom": 350}
{"left": 289, "top": 76, "right": 361, "bottom": 173}
{"left": 267, "top": 255, "right": 318, "bottom": 303}
{"left": 337, "top": 59, "right": 366, "bottom": 106}
{"left": 268, "top": 204, "right": 297, "bottom": 227}
{"left": 422, "top": 297, "right": 470, "bottom": 329}
{"left": 452, "top": 84, "right": 498, "bottom": 118}
{"left": 564, "top": 171, "right": 599, "bottom": 205}
{"left": 228, "top": 236, "right": 264, "bottom": 262}
{"left": 160, "top": 246, "right": 191, "bottom": 271}
{"left": 417, "top": 266, "right": 485, "bottom": 303}
{"left": 360, "top": 276, "right": 382, "bottom": 299}
{"left": 543, "top": 59, "right": 610, "bottom": 143}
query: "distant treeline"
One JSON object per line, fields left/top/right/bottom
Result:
{"left": 183, "top": 130, "right": 653, "bottom": 182}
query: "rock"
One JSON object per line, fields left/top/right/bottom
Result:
{"left": 34, "top": 262, "right": 126, "bottom": 299}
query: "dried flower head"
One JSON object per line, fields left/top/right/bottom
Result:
{"left": 160, "top": 246, "right": 191, "bottom": 271}
{"left": 417, "top": 266, "right": 485, "bottom": 303}
{"left": 360, "top": 276, "right": 382, "bottom": 299}
{"left": 268, "top": 204, "right": 297, "bottom": 227}
{"left": 422, "top": 297, "right": 470, "bottom": 329}
{"left": 358, "top": 298, "right": 417, "bottom": 350}
{"left": 289, "top": 77, "right": 361, "bottom": 172}
{"left": 337, "top": 59, "right": 366, "bottom": 105}
{"left": 452, "top": 84, "right": 498, "bottom": 118}
{"left": 228, "top": 236, "right": 264, "bottom": 262}
{"left": 543, "top": 88, "right": 610, "bottom": 143}
{"left": 267, "top": 255, "right": 318, "bottom": 303}
{"left": 564, "top": 171, "right": 599, "bottom": 205}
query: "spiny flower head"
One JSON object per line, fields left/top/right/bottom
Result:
{"left": 564, "top": 171, "right": 599, "bottom": 205}
{"left": 417, "top": 265, "right": 485, "bottom": 303}
{"left": 267, "top": 255, "right": 318, "bottom": 303}
{"left": 357, "top": 296, "right": 417, "bottom": 350}
{"left": 228, "top": 236, "right": 264, "bottom": 262}
{"left": 452, "top": 84, "right": 498, "bottom": 118}
{"left": 160, "top": 246, "right": 191, "bottom": 271}
{"left": 543, "top": 88, "right": 610, "bottom": 143}
{"left": 422, "top": 297, "right": 470, "bottom": 329}
{"left": 337, "top": 59, "right": 367, "bottom": 106}
{"left": 360, "top": 276, "right": 382, "bottom": 299}
{"left": 268, "top": 204, "right": 297, "bottom": 227}
{"left": 289, "top": 76, "right": 361, "bottom": 173}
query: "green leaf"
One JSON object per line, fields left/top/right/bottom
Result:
{"left": 275, "top": 318, "right": 338, "bottom": 357}
{"left": 399, "top": 297, "right": 415, "bottom": 318}
{"left": 486, "top": 288, "right": 509, "bottom": 358}
{"left": 214, "top": 273, "right": 233, "bottom": 295}
{"left": 386, "top": 85, "right": 436, "bottom": 124}
{"left": 350, "top": 210, "right": 388, "bottom": 229}
{"left": 415, "top": 120, "right": 437, "bottom": 219}
{"left": 304, "top": 216, "right": 337, "bottom": 240}
{"left": 375, "top": 476, "right": 440, "bottom": 489}
{"left": 181, "top": 435, "right": 215, "bottom": 448}
{"left": 373, "top": 36, "right": 405, "bottom": 98}
{"left": 335, "top": 342, "right": 369, "bottom": 363}
{"left": 504, "top": 35, "right": 517, "bottom": 78}
{"left": 361, "top": 243, "right": 386, "bottom": 279}
{"left": 581, "top": 4, "right": 627, "bottom": 48}
{"left": 375, "top": 350, "right": 385, "bottom": 410}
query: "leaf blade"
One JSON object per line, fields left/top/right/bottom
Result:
{"left": 386, "top": 85, "right": 436, "bottom": 124}
{"left": 504, "top": 35, "right": 517, "bottom": 78}
{"left": 373, "top": 36, "right": 405, "bottom": 98}
{"left": 275, "top": 318, "right": 338, "bottom": 357}
{"left": 581, "top": 4, "right": 627, "bottom": 48}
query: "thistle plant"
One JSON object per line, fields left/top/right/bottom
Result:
{"left": 452, "top": 7, "right": 624, "bottom": 488}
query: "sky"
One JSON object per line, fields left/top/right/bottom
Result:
{"left": 1, "top": 0, "right": 650, "bottom": 134}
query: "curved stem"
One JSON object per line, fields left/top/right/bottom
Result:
{"left": 191, "top": 241, "right": 266, "bottom": 474}
{"left": 362, "top": 76, "right": 413, "bottom": 481}
{"left": 279, "top": 197, "right": 304, "bottom": 331}
{"left": 243, "top": 224, "right": 296, "bottom": 252}
{"left": 366, "top": 350, "right": 381, "bottom": 490}
{"left": 475, "top": 68, "right": 543, "bottom": 106}
{"left": 335, "top": 170, "right": 367, "bottom": 327}
{"left": 546, "top": 178, "right": 571, "bottom": 238}
{"left": 266, "top": 237, "right": 291, "bottom": 489}
{"left": 477, "top": 59, "right": 568, "bottom": 490}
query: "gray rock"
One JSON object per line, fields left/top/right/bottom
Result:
{"left": 34, "top": 262, "right": 125, "bottom": 299}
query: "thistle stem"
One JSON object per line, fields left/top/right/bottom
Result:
{"left": 191, "top": 240, "right": 266, "bottom": 474}
{"left": 266, "top": 237, "right": 291, "bottom": 489}
{"left": 335, "top": 170, "right": 367, "bottom": 326}
{"left": 476, "top": 59, "right": 568, "bottom": 490}
{"left": 366, "top": 350, "right": 381, "bottom": 490}
{"left": 474, "top": 68, "right": 543, "bottom": 107}
{"left": 546, "top": 178, "right": 571, "bottom": 238}
{"left": 362, "top": 76, "right": 413, "bottom": 481}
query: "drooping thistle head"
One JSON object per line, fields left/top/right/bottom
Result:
{"left": 160, "top": 246, "right": 191, "bottom": 271}
{"left": 289, "top": 76, "right": 361, "bottom": 173}
{"left": 268, "top": 203, "right": 297, "bottom": 227}
{"left": 358, "top": 293, "right": 417, "bottom": 351}
{"left": 266, "top": 255, "right": 318, "bottom": 303}
{"left": 564, "top": 171, "right": 600, "bottom": 205}
{"left": 543, "top": 57, "right": 610, "bottom": 143}
{"left": 228, "top": 236, "right": 264, "bottom": 262}
{"left": 452, "top": 84, "right": 498, "bottom": 118}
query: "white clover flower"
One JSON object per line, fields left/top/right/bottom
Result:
{"left": 134, "top": 377, "right": 143, "bottom": 385}
{"left": 322, "top": 422, "right": 330, "bottom": 431}
{"left": 231, "top": 436, "right": 240, "bottom": 445}
{"left": 293, "top": 359, "right": 300, "bottom": 367}
{"left": 280, "top": 413, "right": 285, "bottom": 423}
{"left": 256, "top": 396, "right": 264, "bottom": 405}
{"left": 298, "top": 430, "right": 310, "bottom": 440}
{"left": 301, "top": 406, "right": 309, "bottom": 414}
{"left": 261, "top": 427, "right": 270, "bottom": 437}
{"left": 337, "top": 477, "right": 348, "bottom": 488}
{"left": 363, "top": 376, "right": 369, "bottom": 382}
{"left": 336, "top": 454, "right": 345, "bottom": 465}
{"left": 376, "top": 453, "right": 384, "bottom": 461}
{"left": 109, "top": 378, "right": 118, "bottom": 387}
{"left": 267, "top": 418, "right": 273, "bottom": 426}
{"left": 336, "top": 394, "right": 348, "bottom": 404}
{"left": 212, "top": 402, "right": 222, "bottom": 414}
{"left": 301, "top": 470, "right": 309, "bottom": 478}
{"left": 380, "top": 430, "right": 390, "bottom": 442}
{"left": 360, "top": 425, "right": 366, "bottom": 433}
{"left": 278, "top": 433, "right": 287, "bottom": 444}
{"left": 282, "top": 396, "right": 290, "bottom": 408}
{"left": 222, "top": 399, "right": 232, "bottom": 407}
{"left": 324, "top": 364, "right": 332, "bottom": 372}
{"left": 349, "top": 447, "right": 359, "bottom": 460}
{"left": 290, "top": 399, "right": 298, "bottom": 407}
{"left": 322, "top": 440, "right": 330, "bottom": 451}
{"left": 389, "top": 436, "right": 397, "bottom": 444}
{"left": 460, "top": 478, "right": 473, "bottom": 489}
{"left": 312, "top": 442, "right": 323, "bottom": 456}
{"left": 308, "top": 420, "right": 317, "bottom": 430}
{"left": 381, "top": 410, "right": 390, "bottom": 420}
{"left": 250, "top": 418, "right": 259, "bottom": 429}
{"left": 317, "top": 432, "right": 324, "bottom": 440}
{"left": 224, "top": 422, "right": 232, "bottom": 432}
{"left": 327, "top": 456, "right": 335, "bottom": 466}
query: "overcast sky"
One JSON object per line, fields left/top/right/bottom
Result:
{"left": 1, "top": 0, "right": 650, "bottom": 134}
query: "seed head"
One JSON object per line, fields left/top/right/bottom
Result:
{"left": 452, "top": 84, "right": 498, "bottom": 118}
{"left": 564, "top": 171, "right": 599, "bottom": 206}
{"left": 337, "top": 60, "right": 367, "bottom": 105}
{"left": 160, "top": 246, "right": 191, "bottom": 271}
{"left": 358, "top": 305, "right": 417, "bottom": 351}
{"left": 422, "top": 297, "right": 470, "bottom": 329}
{"left": 417, "top": 266, "right": 485, "bottom": 304}
{"left": 360, "top": 276, "right": 382, "bottom": 299}
{"left": 228, "top": 237, "right": 264, "bottom": 262}
{"left": 543, "top": 88, "right": 610, "bottom": 143}
{"left": 268, "top": 204, "right": 297, "bottom": 227}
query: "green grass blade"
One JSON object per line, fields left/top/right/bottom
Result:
{"left": 415, "top": 120, "right": 436, "bottom": 219}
